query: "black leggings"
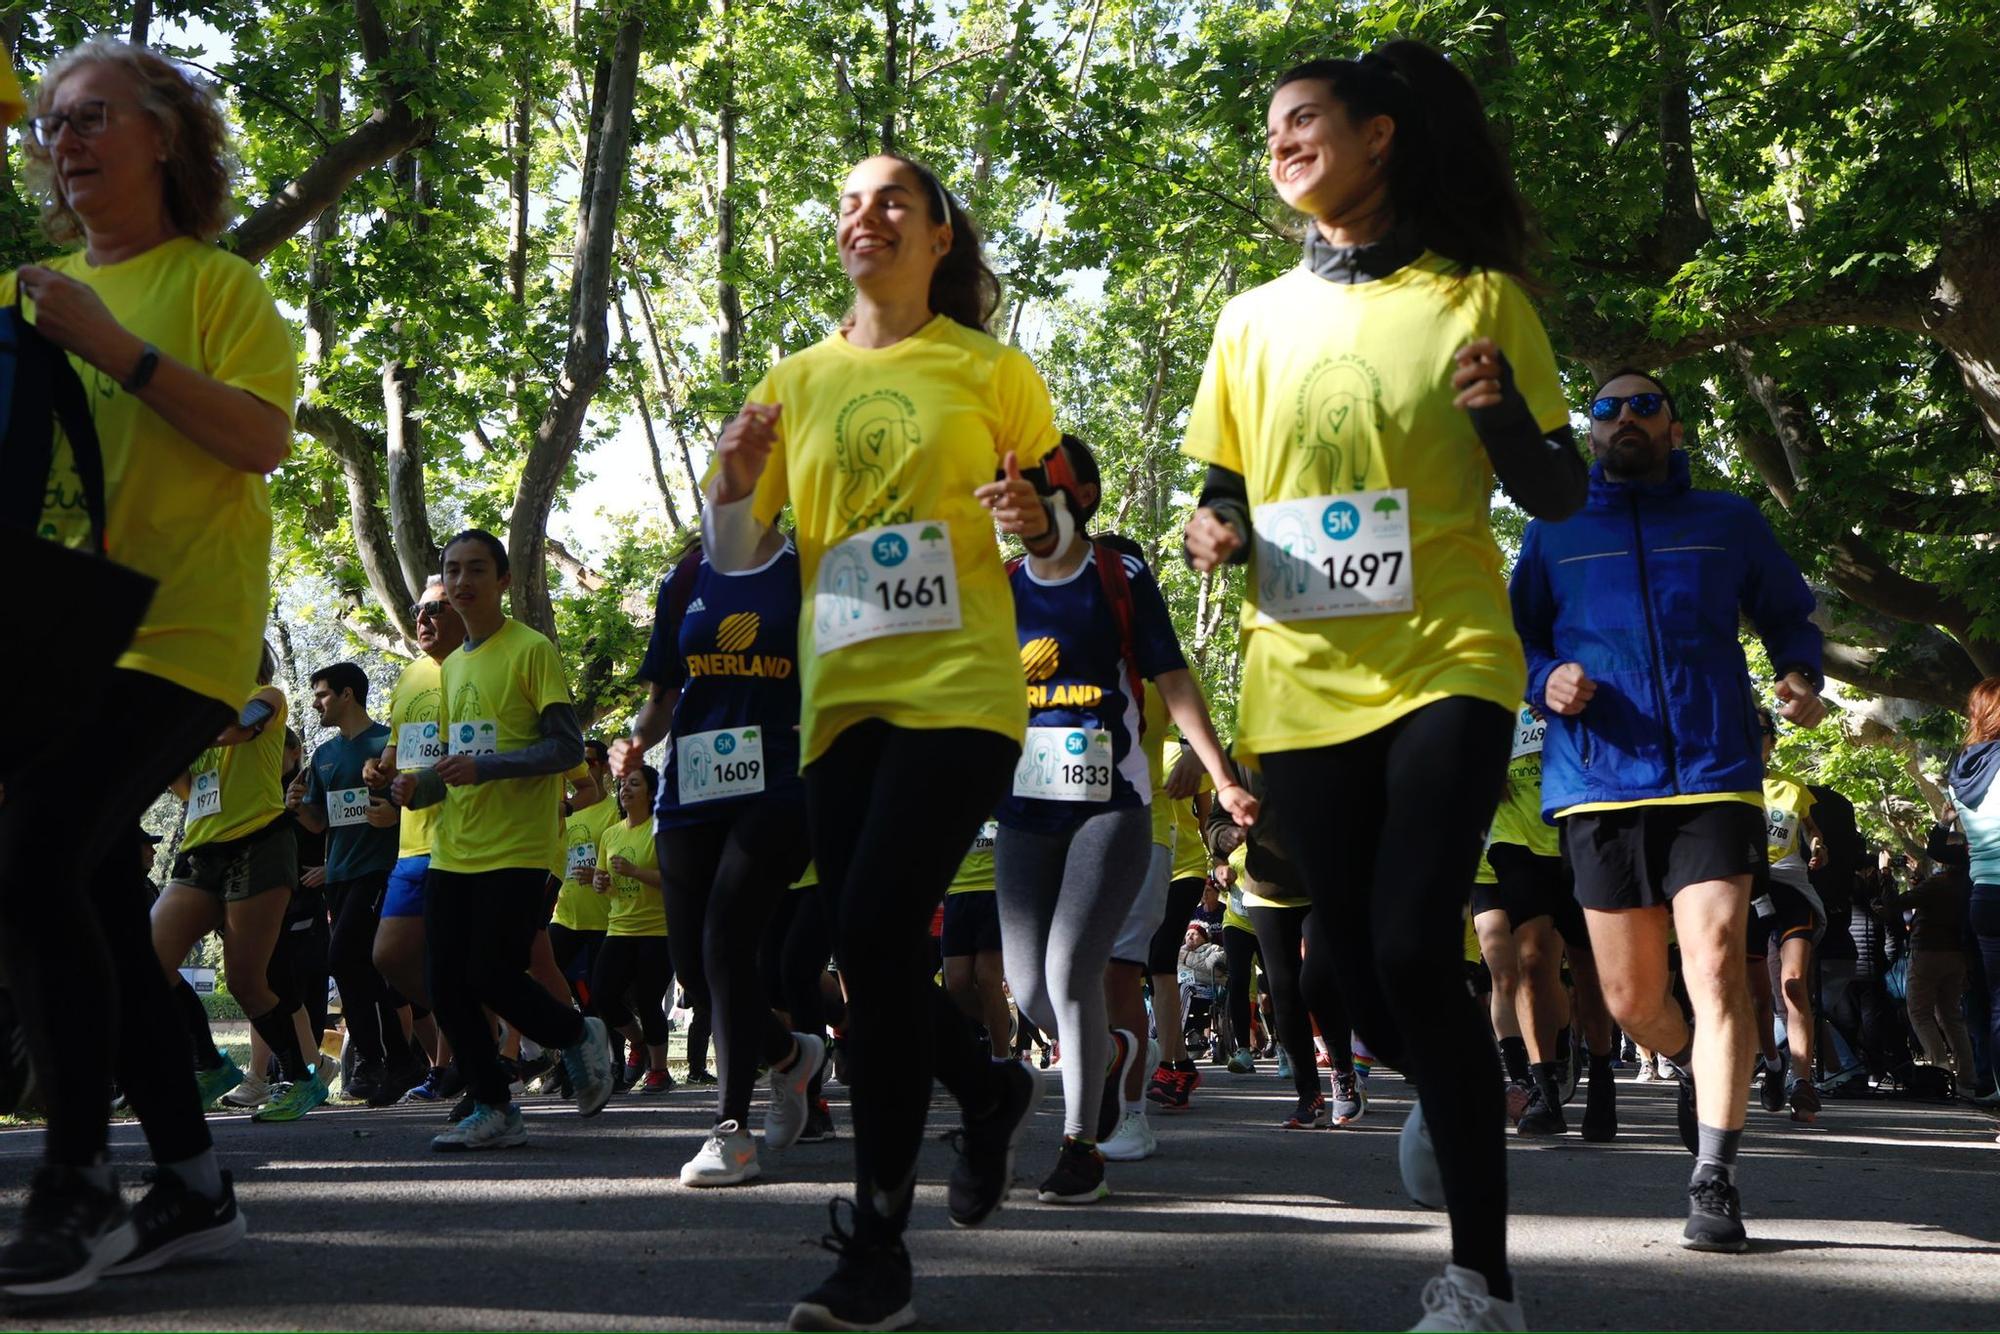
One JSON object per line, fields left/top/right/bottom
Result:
{"left": 659, "top": 799, "right": 813, "bottom": 1126}
{"left": 547, "top": 923, "right": 605, "bottom": 1011}
{"left": 805, "top": 720, "right": 1015, "bottom": 1233}
{"left": 761, "top": 886, "right": 832, "bottom": 1102}
{"left": 1262, "top": 696, "right": 1513, "bottom": 1293}
{"left": 327, "top": 871, "right": 401, "bottom": 1064}
{"left": 425, "top": 867, "right": 586, "bottom": 1107}
{"left": 1246, "top": 901, "right": 1354, "bottom": 1100}
{"left": 0, "top": 668, "right": 229, "bottom": 1168}
{"left": 1221, "top": 923, "right": 1263, "bottom": 1052}
{"left": 591, "top": 935, "right": 675, "bottom": 1046}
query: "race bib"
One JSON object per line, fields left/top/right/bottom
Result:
{"left": 1752, "top": 893, "right": 1776, "bottom": 919}
{"left": 448, "top": 718, "right": 500, "bottom": 757}
{"left": 1012, "top": 727, "right": 1114, "bottom": 803}
{"left": 676, "top": 725, "right": 766, "bottom": 804}
{"left": 566, "top": 842, "right": 597, "bottom": 880}
{"left": 971, "top": 820, "right": 998, "bottom": 854}
{"left": 189, "top": 769, "right": 221, "bottom": 823}
{"left": 1250, "top": 489, "right": 1413, "bottom": 622}
{"left": 1510, "top": 708, "right": 1546, "bottom": 759}
{"left": 398, "top": 720, "right": 446, "bottom": 770}
{"left": 326, "top": 787, "right": 372, "bottom": 828}
{"left": 813, "top": 521, "right": 961, "bottom": 653}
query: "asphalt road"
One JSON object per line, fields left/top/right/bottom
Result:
{"left": 2, "top": 1065, "right": 1996, "bottom": 1330}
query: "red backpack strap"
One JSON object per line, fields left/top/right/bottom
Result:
{"left": 1092, "top": 540, "right": 1148, "bottom": 736}
{"left": 1005, "top": 554, "right": 1025, "bottom": 578}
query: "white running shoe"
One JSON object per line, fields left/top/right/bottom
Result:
{"left": 1399, "top": 1101, "right": 1444, "bottom": 1210}
{"left": 563, "top": 1016, "right": 614, "bottom": 1117}
{"left": 1409, "top": 1264, "right": 1526, "bottom": 1331}
{"left": 1098, "top": 1110, "right": 1158, "bottom": 1162}
{"left": 432, "top": 1103, "right": 527, "bottom": 1152}
{"left": 220, "top": 1075, "right": 272, "bottom": 1109}
{"left": 763, "top": 1032, "right": 824, "bottom": 1151}
{"left": 680, "top": 1119, "right": 761, "bottom": 1187}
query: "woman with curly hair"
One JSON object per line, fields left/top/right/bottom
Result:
{"left": 0, "top": 38, "right": 296, "bottom": 1296}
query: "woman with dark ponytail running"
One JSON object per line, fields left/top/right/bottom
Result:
{"left": 702, "top": 153, "right": 1062, "bottom": 1332}
{"left": 1182, "top": 40, "right": 1586, "bottom": 1331}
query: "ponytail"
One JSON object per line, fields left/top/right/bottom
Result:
{"left": 1275, "top": 39, "right": 1534, "bottom": 280}
{"left": 888, "top": 154, "right": 1001, "bottom": 332}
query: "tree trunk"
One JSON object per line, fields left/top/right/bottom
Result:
{"left": 509, "top": 67, "right": 532, "bottom": 306}
{"left": 715, "top": 0, "right": 743, "bottom": 387}
{"left": 880, "top": 0, "right": 900, "bottom": 153}
{"left": 625, "top": 255, "right": 708, "bottom": 511}
{"left": 129, "top": 0, "right": 153, "bottom": 46}
{"left": 614, "top": 289, "right": 686, "bottom": 529}
{"left": 381, "top": 360, "right": 437, "bottom": 599}
{"left": 506, "top": 11, "right": 645, "bottom": 642}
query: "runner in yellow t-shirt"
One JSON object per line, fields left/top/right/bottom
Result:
{"left": 699, "top": 154, "right": 1064, "bottom": 1327}
{"left": 151, "top": 644, "right": 329, "bottom": 1128}
{"left": 388, "top": 530, "right": 612, "bottom": 1151}
{"left": 1, "top": 41, "right": 299, "bottom": 1293}
{"left": 588, "top": 766, "right": 675, "bottom": 1093}
{"left": 1179, "top": 44, "right": 1591, "bottom": 1324}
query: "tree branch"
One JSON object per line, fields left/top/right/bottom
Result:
{"left": 544, "top": 536, "right": 608, "bottom": 593}
{"left": 296, "top": 401, "right": 418, "bottom": 641}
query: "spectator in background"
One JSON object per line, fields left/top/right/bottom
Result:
{"left": 1945, "top": 679, "right": 2000, "bottom": 1104}
{"left": 1900, "top": 825, "right": 1974, "bottom": 1086}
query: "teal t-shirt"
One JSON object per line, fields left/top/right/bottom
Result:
{"left": 303, "top": 721, "right": 399, "bottom": 882}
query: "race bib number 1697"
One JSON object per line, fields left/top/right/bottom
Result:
{"left": 1251, "top": 488, "right": 1413, "bottom": 623}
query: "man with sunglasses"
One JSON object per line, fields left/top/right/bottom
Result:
{"left": 1509, "top": 368, "right": 1826, "bottom": 1255}
{"left": 363, "top": 577, "right": 465, "bottom": 1101}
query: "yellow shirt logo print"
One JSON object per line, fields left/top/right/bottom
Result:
{"left": 1020, "top": 637, "right": 1060, "bottom": 684}
{"left": 715, "top": 612, "right": 760, "bottom": 654}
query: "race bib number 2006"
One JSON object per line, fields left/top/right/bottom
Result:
{"left": 813, "top": 521, "right": 961, "bottom": 653}
{"left": 1251, "top": 489, "right": 1413, "bottom": 623}
{"left": 327, "top": 787, "right": 373, "bottom": 828}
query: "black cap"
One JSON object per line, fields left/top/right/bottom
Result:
{"left": 139, "top": 829, "right": 164, "bottom": 845}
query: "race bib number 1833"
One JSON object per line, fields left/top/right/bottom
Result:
{"left": 1012, "top": 727, "right": 1114, "bottom": 803}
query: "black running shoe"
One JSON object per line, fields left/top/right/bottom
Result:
{"left": 0, "top": 1165, "right": 135, "bottom": 1298}
{"left": 105, "top": 1171, "right": 244, "bottom": 1277}
{"left": 1097, "top": 1030, "right": 1134, "bottom": 1143}
{"left": 344, "top": 1058, "right": 387, "bottom": 1105}
{"left": 687, "top": 1068, "right": 719, "bottom": 1087}
{"left": 787, "top": 1199, "right": 915, "bottom": 1332}
{"left": 797, "top": 1099, "right": 837, "bottom": 1144}
{"left": 1581, "top": 1058, "right": 1618, "bottom": 1142}
{"left": 1759, "top": 1063, "right": 1786, "bottom": 1114}
{"left": 1675, "top": 1067, "right": 1700, "bottom": 1155}
{"left": 1035, "top": 1135, "right": 1108, "bottom": 1205}
{"left": 1516, "top": 1073, "right": 1568, "bottom": 1137}
{"left": 946, "top": 1059, "right": 1042, "bottom": 1227}
{"left": 1681, "top": 1165, "right": 1748, "bottom": 1252}
{"left": 447, "top": 1090, "right": 476, "bottom": 1124}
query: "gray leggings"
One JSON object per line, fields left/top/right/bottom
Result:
{"left": 995, "top": 806, "right": 1154, "bottom": 1138}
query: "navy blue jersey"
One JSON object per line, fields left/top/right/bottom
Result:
{"left": 302, "top": 721, "right": 398, "bottom": 881}
{"left": 637, "top": 543, "right": 804, "bottom": 826}
{"left": 998, "top": 546, "right": 1187, "bottom": 834}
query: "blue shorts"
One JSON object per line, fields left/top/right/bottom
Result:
{"left": 381, "top": 855, "right": 430, "bottom": 919}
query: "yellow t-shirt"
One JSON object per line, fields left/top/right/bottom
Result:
{"left": 744, "top": 316, "right": 1061, "bottom": 765}
{"left": 1170, "top": 781, "right": 1215, "bottom": 883}
{"left": 430, "top": 619, "right": 574, "bottom": 875}
{"left": 2, "top": 240, "right": 298, "bottom": 708}
{"left": 600, "top": 817, "right": 666, "bottom": 937}
{"left": 1487, "top": 720, "right": 1560, "bottom": 858}
{"left": 0, "top": 50, "right": 23, "bottom": 125}
{"left": 385, "top": 654, "right": 445, "bottom": 859}
{"left": 1181, "top": 254, "right": 1567, "bottom": 759}
{"left": 1234, "top": 839, "right": 1309, "bottom": 910}
{"left": 792, "top": 862, "right": 819, "bottom": 891}
{"left": 1559, "top": 792, "right": 1764, "bottom": 818}
{"left": 948, "top": 819, "right": 999, "bottom": 895}
{"left": 182, "top": 693, "right": 288, "bottom": 850}
{"left": 553, "top": 796, "right": 621, "bottom": 931}
{"left": 1144, "top": 693, "right": 1173, "bottom": 850}
{"left": 1763, "top": 769, "right": 1816, "bottom": 871}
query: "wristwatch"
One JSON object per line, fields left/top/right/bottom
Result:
{"left": 121, "top": 342, "right": 160, "bottom": 393}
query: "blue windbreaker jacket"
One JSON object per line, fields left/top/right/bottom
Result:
{"left": 1509, "top": 451, "right": 1822, "bottom": 819}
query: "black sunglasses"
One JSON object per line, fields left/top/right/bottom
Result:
{"left": 1589, "top": 393, "right": 1668, "bottom": 422}
{"left": 412, "top": 600, "right": 456, "bottom": 620}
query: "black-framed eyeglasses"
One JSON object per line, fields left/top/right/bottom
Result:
{"left": 412, "top": 600, "right": 456, "bottom": 620}
{"left": 29, "top": 100, "right": 113, "bottom": 148}
{"left": 1589, "top": 393, "right": 1668, "bottom": 422}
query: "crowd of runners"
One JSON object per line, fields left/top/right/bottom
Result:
{"left": 2, "top": 32, "right": 1998, "bottom": 1334}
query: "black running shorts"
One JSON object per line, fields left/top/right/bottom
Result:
{"left": 941, "top": 889, "right": 1003, "bottom": 958}
{"left": 1564, "top": 800, "right": 1765, "bottom": 911}
{"left": 1473, "top": 843, "right": 1589, "bottom": 949}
